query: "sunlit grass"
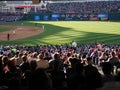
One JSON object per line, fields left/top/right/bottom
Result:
{"left": 0, "top": 21, "right": 120, "bottom": 45}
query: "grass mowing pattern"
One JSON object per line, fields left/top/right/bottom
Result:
{"left": 0, "top": 21, "right": 120, "bottom": 45}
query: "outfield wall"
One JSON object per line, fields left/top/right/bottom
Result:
{"left": 22, "top": 13, "right": 120, "bottom": 21}
{"left": 108, "top": 13, "right": 120, "bottom": 21}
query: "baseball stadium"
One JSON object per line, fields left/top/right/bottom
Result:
{"left": 0, "top": 0, "right": 120, "bottom": 90}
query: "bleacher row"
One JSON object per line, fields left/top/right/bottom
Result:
{"left": 0, "top": 12, "right": 24, "bottom": 22}
{"left": 46, "top": 1, "right": 120, "bottom": 14}
{"left": 32, "top": 1, "right": 120, "bottom": 14}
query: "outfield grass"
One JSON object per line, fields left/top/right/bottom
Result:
{"left": 0, "top": 21, "right": 120, "bottom": 45}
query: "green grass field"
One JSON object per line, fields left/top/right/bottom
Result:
{"left": 0, "top": 21, "right": 120, "bottom": 45}
{"left": 0, "top": 28, "right": 12, "bottom": 32}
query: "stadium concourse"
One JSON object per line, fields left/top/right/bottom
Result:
{"left": 0, "top": 0, "right": 120, "bottom": 90}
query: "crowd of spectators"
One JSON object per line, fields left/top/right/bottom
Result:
{"left": 46, "top": 1, "right": 120, "bottom": 14}
{"left": 1, "top": 1, "right": 120, "bottom": 22}
{"left": 28, "top": 1, "right": 120, "bottom": 20}
{"left": 0, "top": 43, "right": 120, "bottom": 90}
{"left": 0, "top": 12, "right": 24, "bottom": 22}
